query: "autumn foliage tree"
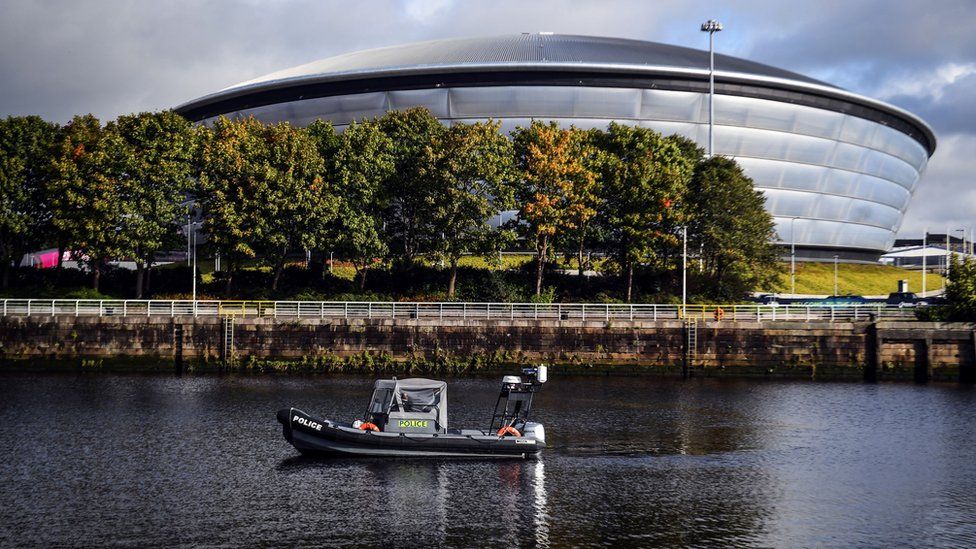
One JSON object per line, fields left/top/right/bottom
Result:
{"left": 48, "top": 115, "right": 126, "bottom": 291}
{"left": 512, "top": 121, "right": 598, "bottom": 296}
{"left": 197, "top": 116, "right": 331, "bottom": 293}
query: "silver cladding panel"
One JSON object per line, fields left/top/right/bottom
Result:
{"left": 227, "top": 34, "right": 831, "bottom": 92}
{"left": 202, "top": 86, "right": 930, "bottom": 253}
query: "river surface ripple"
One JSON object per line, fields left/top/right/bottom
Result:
{"left": 1, "top": 373, "right": 974, "bottom": 547}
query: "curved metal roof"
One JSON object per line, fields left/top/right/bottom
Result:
{"left": 175, "top": 34, "right": 936, "bottom": 155}
{"left": 228, "top": 33, "right": 833, "bottom": 91}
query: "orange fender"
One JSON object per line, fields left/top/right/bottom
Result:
{"left": 497, "top": 426, "right": 521, "bottom": 437}
{"left": 359, "top": 422, "right": 379, "bottom": 432}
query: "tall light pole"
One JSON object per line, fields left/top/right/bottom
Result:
{"left": 790, "top": 217, "right": 797, "bottom": 296}
{"left": 953, "top": 227, "right": 966, "bottom": 278}
{"left": 946, "top": 225, "right": 951, "bottom": 280}
{"left": 191, "top": 225, "right": 197, "bottom": 308}
{"left": 922, "top": 228, "right": 927, "bottom": 295}
{"left": 833, "top": 254, "right": 839, "bottom": 296}
{"left": 682, "top": 226, "right": 688, "bottom": 315}
{"left": 701, "top": 19, "right": 723, "bottom": 157}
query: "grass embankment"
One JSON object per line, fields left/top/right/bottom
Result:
{"left": 2, "top": 256, "right": 940, "bottom": 302}
{"left": 787, "top": 262, "right": 943, "bottom": 296}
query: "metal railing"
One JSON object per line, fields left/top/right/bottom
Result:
{"left": 0, "top": 299, "right": 921, "bottom": 322}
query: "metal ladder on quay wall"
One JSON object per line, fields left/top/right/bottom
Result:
{"left": 684, "top": 318, "right": 698, "bottom": 363}
{"left": 222, "top": 316, "right": 235, "bottom": 365}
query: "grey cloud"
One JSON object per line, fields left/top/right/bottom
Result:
{"left": 0, "top": 0, "right": 971, "bottom": 236}
{"left": 899, "top": 133, "right": 976, "bottom": 235}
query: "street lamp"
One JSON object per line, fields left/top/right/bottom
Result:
{"left": 790, "top": 217, "right": 797, "bottom": 296}
{"left": 682, "top": 226, "right": 688, "bottom": 315}
{"left": 946, "top": 225, "right": 952, "bottom": 279}
{"left": 833, "top": 254, "right": 839, "bottom": 296}
{"left": 700, "top": 19, "right": 723, "bottom": 157}
{"left": 952, "top": 227, "right": 966, "bottom": 277}
{"left": 922, "top": 228, "right": 927, "bottom": 295}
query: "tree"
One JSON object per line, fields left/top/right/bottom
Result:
{"left": 0, "top": 115, "right": 59, "bottom": 288}
{"left": 595, "top": 123, "right": 695, "bottom": 301}
{"left": 512, "top": 121, "right": 597, "bottom": 296}
{"left": 424, "top": 121, "right": 515, "bottom": 298}
{"left": 937, "top": 255, "right": 976, "bottom": 321}
{"left": 197, "top": 116, "right": 330, "bottom": 293}
{"left": 254, "top": 122, "right": 331, "bottom": 291}
{"left": 108, "top": 111, "right": 197, "bottom": 298}
{"left": 305, "top": 120, "right": 343, "bottom": 278}
{"left": 48, "top": 115, "right": 126, "bottom": 291}
{"left": 376, "top": 108, "right": 446, "bottom": 268}
{"left": 686, "top": 156, "right": 780, "bottom": 300}
{"left": 559, "top": 127, "right": 603, "bottom": 281}
{"left": 331, "top": 120, "right": 395, "bottom": 289}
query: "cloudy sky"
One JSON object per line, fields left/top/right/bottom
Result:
{"left": 1, "top": 0, "right": 972, "bottom": 237}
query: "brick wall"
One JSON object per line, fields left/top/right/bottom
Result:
{"left": 1, "top": 316, "right": 973, "bottom": 380}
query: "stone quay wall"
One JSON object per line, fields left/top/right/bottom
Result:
{"left": 1, "top": 315, "right": 974, "bottom": 381}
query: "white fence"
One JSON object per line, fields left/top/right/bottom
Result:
{"left": 0, "top": 299, "right": 920, "bottom": 322}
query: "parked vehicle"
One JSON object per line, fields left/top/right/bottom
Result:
{"left": 885, "top": 292, "right": 923, "bottom": 307}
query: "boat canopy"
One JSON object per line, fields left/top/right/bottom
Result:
{"left": 369, "top": 378, "right": 448, "bottom": 429}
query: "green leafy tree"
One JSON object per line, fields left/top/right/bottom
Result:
{"left": 197, "top": 117, "right": 262, "bottom": 294}
{"left": 108, "top": 111, "right": 197, "bottom": 297}
{"left": 595, "top": 123, "right": 695, "bottom": 301}
{"left": 305, "top": 120, "right": 348, "bottom": 278}
{"left": 0, "top": 115, "right": 59, "bottom": 288}
{"left": 48, "top": 115, "right": 127, "bottom": 291}
{"left": 198, "top": 117, "right": 330, "bottom": 293}
{"left": 332, "top": 120, "right": 395, "bottom": 289}
{"left": 376, "top": 108, "right": 446, "bottom": 267}
{"left": 254, "top": 122, "right": 331, "bottom": 290}
{"left": 559, "top": 127, "right": 603, "bottom": 281}
{"left": 939, "top": 255, "right": 976, "bottom": 321}
{"left": 686, "top": 156, "right": 780, "bottom": 300}
{"left": 512, "top": 121, "right": 597, "bottom": 296}
{"left": 424, "top": 120, "right": 515, "bottom": 298}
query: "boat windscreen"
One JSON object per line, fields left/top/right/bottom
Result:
{"left": 368, "top": 388, "right": 394, "bottom": 414}
{"left": 400, "top": 388, "right": 439, "bottom": 412}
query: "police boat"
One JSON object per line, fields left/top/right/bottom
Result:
{"left": 276, "top": 366, "right": 547, "bottom": 458}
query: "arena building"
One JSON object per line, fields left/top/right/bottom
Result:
{"left": 175, "top": 34, "right": 936, "bottom": 261}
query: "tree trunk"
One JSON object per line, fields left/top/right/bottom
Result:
{"left": 1, "top": 252, "right": 10, "bottom": 289}
{"left": 92, "top": 261, "right": 101, "bottom": 292}
{"left": 577, "top": 238, "right": 586, "bottom": 279}
{"left": 626, "top": 263, "right": 634, "bottom": 303}
{"left": 135, "top": 261, "right": 145, "bottom": 299}
{"left": 448, "top": 261, "right": 458, "bottom": 299}
{"left": 55, "top": 245, "right": 64, "bottom": 284}
{"left": 534, "top": 236, "right": 547, "bottom": 296}
{"left": 145, "top": 263, "right": 152, "bottom": 295}
{"left": 224, "top": 266, "right": 233, "bottom": 296}
{"left": 271, "top": 253, "right": 286, "bottom": 291}
{"left": 358, "top": 263, "right": 368, "bottom": 290}
{"left": 309, "top": 251, "right": 325, "bottom": 280}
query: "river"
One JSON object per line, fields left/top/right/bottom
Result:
{"left": 0, "top": 372, "right": 974, "bottom": 547}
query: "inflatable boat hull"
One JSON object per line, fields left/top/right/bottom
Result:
{"left": 277, "top": 408, "right": 542, "bottom": 459}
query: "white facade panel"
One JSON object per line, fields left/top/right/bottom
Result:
{"left": 206, "top": 85, "right": 930, "bottom": 255}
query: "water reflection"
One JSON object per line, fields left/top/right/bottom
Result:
{"left": 0, "top": 373, "right": 974, "bottom": 547}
